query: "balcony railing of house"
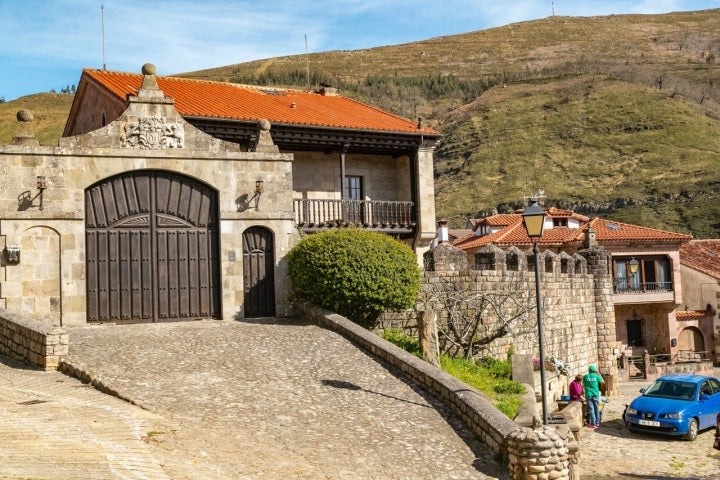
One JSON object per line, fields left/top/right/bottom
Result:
{"left": 613, "top": 279, "right": 673, "bottom": 294}
{"left": 293, "top": 199, "right": 415, "bottom": 236}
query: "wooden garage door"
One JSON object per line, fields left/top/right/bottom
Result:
{"left": 85, "top": 171, "right": 220, "bottom": 322}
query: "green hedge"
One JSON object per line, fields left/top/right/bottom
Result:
{"left": 287, "top": 229, "right": 420, "bottom": 325}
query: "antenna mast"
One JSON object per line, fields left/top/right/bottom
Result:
{"left": 101, "top": 4, "right": 107, "bottom": 70}
{"left": 305, "top": 34, "right": 310, "bottom": 91}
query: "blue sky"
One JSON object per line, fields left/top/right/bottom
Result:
{"left": 1, "top": 0, "right": 717, "bottom": 101}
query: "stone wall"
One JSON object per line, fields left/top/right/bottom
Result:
{"left": 0, "top": 69, "right": 297, "bottom": 326}
{"left": 0, "top": 308, "right": 68, "bottom": 370}
{"left": 381, "top": 243, "right": 604, "bottom": 383}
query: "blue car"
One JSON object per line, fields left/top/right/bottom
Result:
{"left": 625, "top": 374, "right": 720, "bottom": 441}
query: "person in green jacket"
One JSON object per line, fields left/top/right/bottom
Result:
{"left": 583, "top": 365, "right": 605, "bottom": 428}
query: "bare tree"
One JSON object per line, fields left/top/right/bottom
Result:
{"left": 422, "top": 275, "right": 539, "bottom": 360}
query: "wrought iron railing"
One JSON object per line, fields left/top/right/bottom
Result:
{"left": 613, "top": 279, "right": 673, "bottom": 294}
{"left": 293, "top": 199, "right": 415, "bottom": 229}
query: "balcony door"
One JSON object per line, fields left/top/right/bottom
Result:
{"left": 344, "top": 175, "right": 365, "bottom": 224}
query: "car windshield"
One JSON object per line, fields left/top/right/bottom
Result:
{"left": 643, "top": 380, "right": 696, "bottom": 400}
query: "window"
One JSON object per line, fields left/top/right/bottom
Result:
{"left": 613, "top": 256, "right": 672, "bottom": 293}
{"left": 345, "top": 176, "right": 363, "bottom": 200}
{"left": 627, "top": 319, "right": 645, "bottom": 347}
{"left": 553, "top": 218, "right": 567, "bottom": 227}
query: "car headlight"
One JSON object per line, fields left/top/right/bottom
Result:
{"left": 626, "top": 407, "right": 638, "bottom": 415}
{"left": 662, "top": 412, "right": 682, "bottom": 419}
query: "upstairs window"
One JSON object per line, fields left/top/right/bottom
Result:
{"left": 613, "top": 256, "right": 672, "bottom": 293}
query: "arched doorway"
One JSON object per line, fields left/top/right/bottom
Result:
{"left": 678, "top": 326, "right": 705, "bottom": 355}
{"left": 85, "top": 170, "right": 221, "bottom": 322}
{"left": 242, "top": 226, "right": 275, "bottom": 317}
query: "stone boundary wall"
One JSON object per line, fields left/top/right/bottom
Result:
{"left": 297, "top": 303, "right": 520, "bottom": 458}
{"left": 380, "top": 244, "right": 601, "bottom": 381}
{"left": 0, "top": 309, "right": 68, "bottom": 370}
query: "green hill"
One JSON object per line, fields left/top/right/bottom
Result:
{"left": 2, "top": 9, "right": 720, "bottom": 236}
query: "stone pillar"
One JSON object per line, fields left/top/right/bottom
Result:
{"left": 579, "top": 245, "right": 620, "bottom": 395}
{"left": 11, "top": 109, "right": 39, "bottom": 146}
{"left": 423, "top": 242, "right": 468, "bottom": 272}
{"left": 413, "top": 143, "right": 437, "bottom": 264}
{"left": 507, "top": 426, "right": 570, "bottom": 480}
{"left": 418, "top": 310, "right": 440, "bottom": 367}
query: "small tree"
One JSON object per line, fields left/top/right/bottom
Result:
{"left": 424, "top": 275, "right": 539, "bottom": 360}
{"left": 287, "top": 229, "right": 420, "bottom": 325}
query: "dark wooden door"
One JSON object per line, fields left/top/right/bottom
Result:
{"left": 86, "top": 170, "right": 220, "bottom": 322}
{"left": 243, "top": 227, "right": 275, "bottom": 317}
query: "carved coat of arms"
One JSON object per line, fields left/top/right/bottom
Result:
{"left": 120, "top": 117, "right": 184, "bottom": 149}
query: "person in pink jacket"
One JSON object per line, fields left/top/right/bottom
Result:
{"left": 569, "top": 375, "right": 584, "bottom": 401}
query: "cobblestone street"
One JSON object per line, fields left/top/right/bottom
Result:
{"left": 579, "top": 379, "right": 720, "bottom": 479}
{"left": 2, "top": 319, "right": 720, "bottom": 479}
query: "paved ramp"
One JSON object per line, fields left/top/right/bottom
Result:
{"left": 3, "top": 319, "right": 508, "bottom": 479}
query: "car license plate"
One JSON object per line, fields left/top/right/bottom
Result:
{"left": 638, "top": 419, "right": 660, "bottom": 427}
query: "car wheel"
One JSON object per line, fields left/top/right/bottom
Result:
{"left": 684, "top": 418, "right": 698, "bottom": 441}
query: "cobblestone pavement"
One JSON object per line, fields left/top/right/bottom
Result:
{"left": 2, "top": 319, "right": 508, "bottom": 480}
{"left": 3, "top": 319, "right": 720, "bottom": 479}
{"left": 579, "top": 377, "right": 720, "bottom": 480}
{"left": 0, "top": 356, "right": 170, "bottom": 480}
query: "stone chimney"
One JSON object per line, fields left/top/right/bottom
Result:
{"left": 437, "top": 218, "right": 449, "bottom": 244}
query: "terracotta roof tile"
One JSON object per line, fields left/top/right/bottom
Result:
{"left": 675, "top": 310, "right": 712, "bottom": 320}
{"left": 680, "top": 240, "right": 720, "bottom": 279}
{"left": 453, "top": 209, "right": 691, "bottom": 251}
{"left": 588, "top": 218, "right": 692, "bottom": 243}
{"left": 83, "top": 69, "right": 440, "bottom": 135}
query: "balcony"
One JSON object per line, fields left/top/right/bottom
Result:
{"left": 613, "top": 279, "right": 675, "bottom": 304}
{"left": 293, "top": 199, "right": 415, "bottom": 237}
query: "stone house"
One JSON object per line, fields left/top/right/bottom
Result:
{"left": 452, "top": 206, "right": 700, "bottom": 372}
{"left": 0, "top": 64, "right": 440, "bottom": 326}
{"left": 679, "top": 240, "right": 720, "bottom": 360}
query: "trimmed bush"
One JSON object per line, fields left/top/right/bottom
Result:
{"left": 287, "top": 229, "right": 420, "bottom": 325}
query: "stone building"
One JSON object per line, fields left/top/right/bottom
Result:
{"left": 0, "top": 64, "right": 440, "bottom": 326}
{"left": 452, "top": 206, "right": 703, "bottom": 378}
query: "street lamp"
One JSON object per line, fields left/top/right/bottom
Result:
{"left": 522, "top": 197, "right": 548, "bottom": 425}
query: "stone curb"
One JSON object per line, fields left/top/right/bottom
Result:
{"left": 58, "top": 358, "right": 149, "bottom": 410}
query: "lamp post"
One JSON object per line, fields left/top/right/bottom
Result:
{"left": 522, "top": 198, "right": 548, "bottom": 425}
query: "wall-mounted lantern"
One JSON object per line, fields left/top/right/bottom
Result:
{"left": 253, "top": 179, "right": 264, "bottom": 210}
{"left": 234, "top": 179, "right": 265, "bottom": 213}
{"left": 4, "top": 245, "right": 20, "bottom": 265}
{"left": 628, "top": 257, "right": 640, "bottom": 275}
{"left": 17, "top": 175, "right": 48, "bottom": 211}
{"left": 36, "top": 175, "right": 47, "bottom": 211}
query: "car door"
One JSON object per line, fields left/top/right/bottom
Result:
{"left": 698, "top": 380, "right": 720, "bottom": 429}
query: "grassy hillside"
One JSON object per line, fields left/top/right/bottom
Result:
{"left": 2, "top": 9, "right": 719, "bottom": 236}
{"left": 180, "top": 9, "right": 720, "bottom": 236}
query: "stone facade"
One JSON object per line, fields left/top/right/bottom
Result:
{"left": 381, "top": 243, "right": 620, "bottom": 394}
{"left": 0, "top": 68, "right": 297, "bottom": 326}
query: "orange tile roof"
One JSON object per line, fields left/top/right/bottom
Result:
{"left": 675, "top": 310, "right": 712, "bottom": 320}
{"left": 680, "top": 240, "right": 720, "bottom": 279}
{"left": 453, "top": 209, "right": 691, "bottom": 251}
{"left": 588, "top": 218, "right": 692, "bottom": 243}
{"left": 82, "top": 69, "right": 440, "bottom": 135}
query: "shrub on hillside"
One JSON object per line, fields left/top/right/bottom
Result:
{"left": 286, "top": 229, "right": 420, "bottom": 325}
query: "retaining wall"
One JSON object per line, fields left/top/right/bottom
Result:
{"left": 0, "top": 308, "right": 68, "bottom": 370}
